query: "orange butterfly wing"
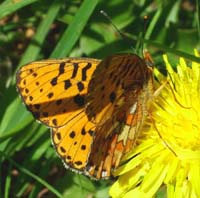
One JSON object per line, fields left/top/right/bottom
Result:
{"left": 16, "top": 54, "right": 153, "bottom": 179}
{"left": 16, "top": 58, "right": 100, "bottom": 127}
{"left": 84, "top": 54, "right": 153, "bottom": 178}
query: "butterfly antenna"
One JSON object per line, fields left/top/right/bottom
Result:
{"left": 100, "top": 10, "right": 124, "bottom": 39}
{"left": 100, "top": 10, "right": 135, "bottom": 52}
{"left": 135, "top": 15, "right": 149, "bottom": 57}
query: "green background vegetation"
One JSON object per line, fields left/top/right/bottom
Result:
{"left": 0, "top": 0, "right": 199, "bottom": 197}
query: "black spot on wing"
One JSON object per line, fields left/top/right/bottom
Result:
{"left": 32, "top": 73, "right": 37, "bottom": 77}
{"left": 67, "top": 155, "right": 71, "bottom": 160}
{"left": 81, "top": 128, "right": 86, "bottom": 135}
{"left": 69, "top": 131, "right": 75, "bottom": 138}
{"left": 60, "top": 146, "right": 66, "bottom": 153}
{"left": 56, "top": 132, "right": 61, "bottom": 140}
{"left": 47, "top": 92, "right": 54, "bottom": 99}
{"left": 88, "top": 129, "right": 95, "bottom": 136}
{"left": 29, "top": 96, "right": 33, "bottom": 101}
{"left": 109, "top": 92, "right": 116, "bottom": 103}
{"left": 25, "top": 88, "right": 29, "bottom": 93}
{"left": 52, "top": 119, "right": 57, "bottom": 126}
{"left": 50, "top": 77, "right": 57, "bottom": 86}
{"left": 64, "top": 80, "right": 72, "bottom": 90}
{"left": 75, "top": 161, "right": 82, "bottom": 166}
{"left": 74, "top": 94, "right": 85, "bottom": 107}
{"left": 81, "top": 145, "right": 86, "bottom": 150}
{"left": 34, "top": 104, "right": 40, "bottom": 109}
{"left": 77, "top": 82, "right": 84, "bottom": 92}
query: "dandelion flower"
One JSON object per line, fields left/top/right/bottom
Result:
{"left": 110, "top": 50, "right": 200, "bottom": 198}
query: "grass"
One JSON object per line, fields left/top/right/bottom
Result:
{"left": 0, "top": 0, "right": 199, "bottom": 197}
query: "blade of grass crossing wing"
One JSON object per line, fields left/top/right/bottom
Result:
{"left": 0, "top": 0, "right": 38, "bottom": 19}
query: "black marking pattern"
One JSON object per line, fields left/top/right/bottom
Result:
{"left": 34, "top": 104, "right": 40, "bottom": 109}
{"left": 69, "top": 131, "right": 75, "bottom": 138}
{"left": 56, "top": 132, "right": 61, "bottom": 140}
{"left": 52, "top": 118, "right": 57, "bottom": 126}
{"left": 32, "top": 73, "right": 37, "bottom": 77}
{"left": 81, "top": 128, "right": 86, "bottom": 135}
{"left": 47, "top": 92, "right": 54, "bottom": 99}
{"left": 82, "top": 63, "right": 92, "bottom": 81}
{"left": 64, "top": 80, "right": 72, "bottom": 90}
{"left": 75, "top": 161, "right": 82, "bottom": 166}
{"left": 67, "top": 155, "right": 71, "bottom": 160}
{"left": 71, "top": 63, "right": 78, "bottom": 78}
{"left": 74, "top": 94, "right": 85, "bottom": 106}
{"left": 50, "top": 77, "right": 57, "bottom": 86}
{"left": 60, "top": 146, "right": 66, "bottom": 153}
{"left": 77, "top": 82, "right": 84, "bottom": 92}
{"left": 81, "top": 145, "right": 86, "bottom": 150}
{"left": 109, "top": 92, "right": 116, "bottom": 103}
{"left": 59, "top": 62, "right": 65, "bottom": 75}
{"left": 88, "top": 129, "right": 95, "bottom": 136}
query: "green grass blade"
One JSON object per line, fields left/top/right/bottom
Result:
{"left": 126, "top": 32, "right": 200, "bottom": 63}
{"left": 196, "top": 0, "right": 200, "bottom": 47}
{"left": 147, "top": 40, "right": 200, "bottom": 63}
{"left": 18, "top": 0, "right": 62, "bottom": 66}
{"left": 4, "top": 164, "right": 11, "bottom": 198}
{"left": 1, "top": 151, "right": 63, "bottom": 198}
{"left": 145, "top": 8, "right": 162, "bottom": 41}
{"left": 0, "top": 98, "right": 33, "bottom": 143}
{"left": 0, "top": 0, "right": 38, "bottom": 19}
{"left": 51, "top": 0, "right": 99, "bottom": 58}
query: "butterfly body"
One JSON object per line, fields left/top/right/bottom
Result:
{"left": 16, "top": 53, "right": 153, "bottom": 179}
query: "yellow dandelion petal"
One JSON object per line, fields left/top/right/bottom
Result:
{"left": 123, "top": 187, "right": 151, "bottom": 198}
{"left": 110, "top": 51, "right": 200, "bottom": 198}
{"left": 190, "top": 161, "right": 200, "bottom": 197}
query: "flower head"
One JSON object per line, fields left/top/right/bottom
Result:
{"left": 110, "top": 50, "right": 200, "bottom": 198}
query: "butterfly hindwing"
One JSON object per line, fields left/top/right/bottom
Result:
{"left": 84, "top": 54, "right": 153, "bottom": 178}
{"left": 51, "top": 111, "right": 96, "bottom": 172}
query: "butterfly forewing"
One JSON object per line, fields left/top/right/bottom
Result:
{"left": 16, "top": 58, "right": 100, "bottom": 127}
{"left": 86, "top": 54, "right": 150, "bottom": 121}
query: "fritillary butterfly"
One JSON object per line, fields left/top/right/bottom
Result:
{"left": 16, "top": 54, "right": 153, "bottom": 179}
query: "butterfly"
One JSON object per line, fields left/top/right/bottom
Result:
{"left": 16, "top": 53, "right": 153, "bottom": 179}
